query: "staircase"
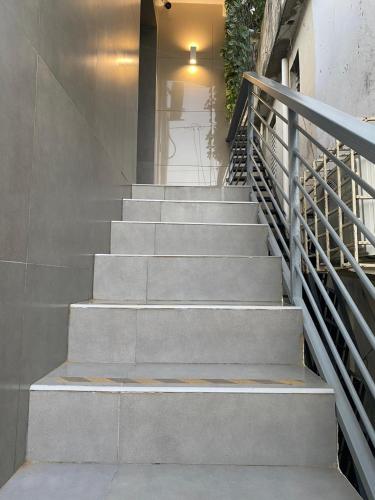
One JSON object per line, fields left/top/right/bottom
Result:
{"left": 0, "top": 185, "right": 360, "bottom": 499}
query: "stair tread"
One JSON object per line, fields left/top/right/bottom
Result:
{"left": 32, "top": 362, "right": 332, "bottom": 393}
{"left": 0, "top": 463, "right": 360, "bottom": 500}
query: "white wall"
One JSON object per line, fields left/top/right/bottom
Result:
{"left": 313, "top": 0, "right": 375, "bottom": 118}
{"left": 155, "top": 2, "right": 228, "bottom": 185}
{"left": 290, "top": 0, "right": 375, "bottom": 118}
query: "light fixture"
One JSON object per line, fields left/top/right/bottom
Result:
{"left": 189, "top": 45, "right": 197, "bottom": 65}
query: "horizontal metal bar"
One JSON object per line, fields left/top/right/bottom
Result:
{"left": 244, "top": 72, "right": 375, "bottom": 164}
{"left": 357, "top": 195, "right": 374, "bottom": 200}
{"left": 251, "top": 91, "right": 288, "bottom": 125}
{"left": 295, "top": 295, "right": 375, "bottom": 500}
{"left": 295, "top": 210, "right": 375, "bottom": 352}
{"left": 251, "top": 156, "right": 289, "bottom": 228}
{"left": 251, "top": 123, "right": 290, "bottom": 177}
{"left": 229, "top": 105, "right": 249, "bottom": 156}
{"left": 327, "top": 204, "right": 353, "bottom": 217}
{"left": 296, "top": 179, "right": 375, "bottom": 299}
{"left": 250, "top": 105, "right": 289, "bottom": 150}
{"left": 250, "top": 172, "right": 290, "bottom": 257}
{"left": 250, "top": 189, "right": 291, "bottom": 296}
{"left": 296, "top": 152, "right": 375, "bottom": 248}
{"left": 295, "top": 236, "right": 375, "bottom": 399}
{"left": 295, "top": 266, "right": 375, "bottom": 447}
{"left": 295, "top": 124, "right": 375, "bottom": 200}
{"left": 249, "top": 138, "right": 290, "bottom": 205}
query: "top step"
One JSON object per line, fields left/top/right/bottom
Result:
{"left": 130, "top": 185, "right": 251, "bottom": 202}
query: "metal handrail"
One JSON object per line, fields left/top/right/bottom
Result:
{"left": 225, "top": 71, "right": 375, "bottom": 499}
{"left": 243, "top": 72, "right": 375, "bottom": 164}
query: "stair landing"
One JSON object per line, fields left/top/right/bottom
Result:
{"left": 0, "top": 463, "right": 361, "bottom": 500}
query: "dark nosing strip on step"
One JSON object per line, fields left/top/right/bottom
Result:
{"left": 58, "top": 376, "right": 305, "bottom": 387}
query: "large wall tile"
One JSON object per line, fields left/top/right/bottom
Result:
{"left": 157, "top": 58, "right": 213, "bottom": 112}
{"left": 28, "top": 59, "right": 94, "bottom": 268}
{"left": 159, "top": 165, "right": 227, "bottom": 186}
{"left": 38, "top": 0, "right": 98, "bottom": 125}
{"left": 93, "top": 0, "right": 140, "bottom": 181}
{"left": 155, "top": 2, "right": 226, "bottom": 185}
{"left": 1, "top": 0, "right": 40, "bottom": 50}
{"left": 0, "top": 262, "right": 25, "bottom": 487}
{"left": 157, "top": 3, "right": 223, "bottom": 60}
{"left": 210, "top": 110, "right": 229, "bottom": 168}
{"left": 21, "top": 263, "right": 92, "bottom": 386}
{"left": 0, "top": 0, "right": 141, "bottom": 487}
{"left": 0, "top": 3, "right": 37, "bottom": 261}
{"left": 156, "top": 110, "right": 212, "bottom": 167}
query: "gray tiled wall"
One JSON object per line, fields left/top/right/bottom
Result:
{"left": 0, "top": 0, "right": 139, "bottom": 487}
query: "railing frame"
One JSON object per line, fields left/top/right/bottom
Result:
{"left": 226, "top": 72, "right": 375, "bottom": 500}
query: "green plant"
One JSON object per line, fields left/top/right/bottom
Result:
{"left": 221, "top": 0, "right": 266, "bottom": 119}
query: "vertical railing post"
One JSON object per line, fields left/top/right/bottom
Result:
{"left": 288, "top": 109, "right": 302, "bottom": 302}
{"left": 246, "top": 82, "right": 255, "bottom": 183}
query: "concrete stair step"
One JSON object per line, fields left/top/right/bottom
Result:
{"left": 122, "top": 199, "right": 259, "bottom": 223}
{"left": 92, "top": 255, "right": 282, "bottom": 304}
{"left": 130, "top": 184, "right": 251, "bottom": 201}
{"left": 27, "top": 362, "right": 336, "bottom": 467}
{"left": 0, "top": 463, "right": 361, "bottom": 500}
{"left": 110, "top": 221, "right": 268, "bottom": 256}
{"left": 68, "top": 304, "right": 303, "bottom": 365}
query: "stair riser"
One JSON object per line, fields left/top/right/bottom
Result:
{"left": 110, "top": 222, "right": 268, "bottom": 256}
{"left": 131, "top": 185, "right": 251, "bottom": 201}
{"left": 27, "top": 391, "right": 337, "bottom": 466}
{"left": 68, "top": 307, "right": 303, "bottom": 364}
{"left": 93, "top": 255, "right": 282, "bottom": 304}
{"left": 122, "top": 200, "right": 258, "bottom": 223}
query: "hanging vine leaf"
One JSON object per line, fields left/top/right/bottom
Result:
{"left": 221, "top": 0, "right": 266, "bottom": 119}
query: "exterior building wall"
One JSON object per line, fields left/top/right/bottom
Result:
{"left": 256, "top": 0, "right": 287, "bottom": 77}
{"left": 284, "top": 0, "right": 375, "bottom": 161}
{"left": 155, "top": 2, "right": 228, "bottom": 185}
{"left": 312, "top": 0, "right": 375, "bottom": 118}
{"left": 288, "top": 0, "right": 315, "bottom": 98}
{"left": 288, "top": 0, "right": 375, "bottom": 117}
{"left": 0, "top": 0, "right": 140, "bottom": 487}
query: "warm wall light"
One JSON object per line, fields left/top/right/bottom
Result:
{"left": 117, "top": 55, "right": 134, "bottom": 65}
{"left": 189, "top": 45, "right": 197, "bottom": 65}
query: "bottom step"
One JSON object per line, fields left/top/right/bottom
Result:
{"left": 26, "top": 362, "right": 336, "bottom": 466}
{"left": 0, "top": 463, "right": 360, "bottom": 499}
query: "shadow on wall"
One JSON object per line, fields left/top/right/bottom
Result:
{"left": 157, "top": 72, "right": 229, "bottom": 185}
{"left": 156, "top": 64, "right": 229, "bottom": 185}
